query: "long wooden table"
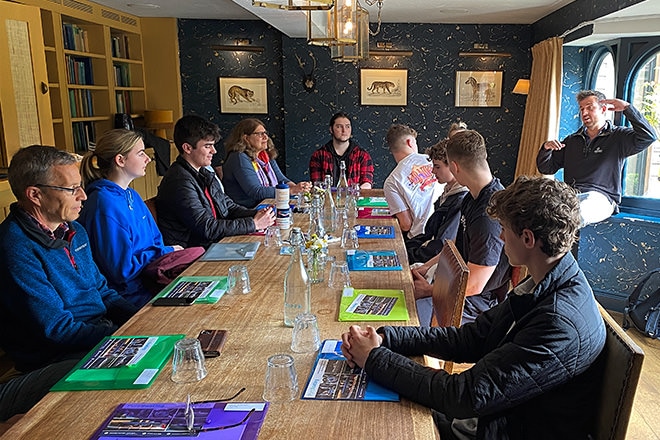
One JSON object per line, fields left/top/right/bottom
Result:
{"left": 6, "top": 212, "right": 437, "bottom": 439}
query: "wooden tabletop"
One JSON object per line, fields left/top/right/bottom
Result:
{"left": 6, "top": 212, "right": 437, "bottom": 439}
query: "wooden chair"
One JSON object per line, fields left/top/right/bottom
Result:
{"left": 591, "top": 304, "right": 645, "bottom": 440}
{"left": 144, "top": 197, "right": 158, "bottom": 223}
{"left": 429, "top": 239, "right": 469, "bottom": 373}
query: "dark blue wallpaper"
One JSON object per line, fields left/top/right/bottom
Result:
{"left": 178, "top": 19, "right": 532, "bottom": 187}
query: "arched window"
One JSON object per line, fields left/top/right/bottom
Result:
{"left": 592, "top": 51, "right": 616, "bottom": 121}
{"left": 624, "top": 50, "right": 660, "bottom": 201}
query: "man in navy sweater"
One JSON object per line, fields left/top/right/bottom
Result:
{"left": 537, "top": 89, "right": 656, "bottom": 226}
{"left": 0, "top": 146, "right": 138, "bottom": 421}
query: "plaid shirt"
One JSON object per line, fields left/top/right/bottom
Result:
{"left": 309, "top": 140, "right": 374, "bottom": 186}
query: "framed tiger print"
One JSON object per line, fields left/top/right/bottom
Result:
{"left": 219, "top": 77, "right": 268, "bottom": 114}
{"left": 360, "top": 69, "right": 407, "bottom": 106}
{"left": 455, "top": 71, "right": 502, "bottom": 107}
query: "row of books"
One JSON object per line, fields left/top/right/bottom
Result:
{"left": 110, "top": 34, "right": 131, "bottom": 59}
{"left": 62, "top": 22, "right": 89, "bottom": 52}
{"left": 113, "top": 63, "right": 131, "bottom": 87}
{"left": 72, "top": 121, "right": 96, "bottom": 153}
{"left": 65, "top": 55, "right": 94, "bottom": 85}
{"left": 68, "top": 89, "right": 94, "bottom": 118}
{"left": 115, "top": 91, "right": 132, "bottom": 114}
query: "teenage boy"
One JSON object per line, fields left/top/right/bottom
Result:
{"left": 340, "top": 176, "right": 606, "bottom": 440}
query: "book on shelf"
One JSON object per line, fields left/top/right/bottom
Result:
{"left": 50, "top": 334, "right": 184, "bottom": 391}
{"left": 356, "top": 196, "right": 388, "bottom": 208}
{"left": 90, "top": 400, "right": 269, "bottom": 440}
{"left": 110, "top": 34, "right": 131, "bottom": 59}
{"left": 199, "top": 242, "right": 260, "bottom": 261}
{"left": 65, "top": 55, "right": 94, "bottom": 85}
{"left": 151, "top": 276, "right": 228, "bottom": 305}
{"left": 72, "top": 121, "right": 96, "bottom": 153}
{"left": 301, "top": 340, "right": 399, "bottom": 401}
{"left": 354, "top": 225, "right": 395, "bottom": 239}
{"left": 338, "top": 288, "right": 409, "bottom": 322}
{"left": 346, "top": 250, "right": 402, "bottom": 271}
{"left": 62, "top": 23, "right": 89, "bottom": 52}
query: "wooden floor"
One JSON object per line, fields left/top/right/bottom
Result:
{"left": 608, "top": 311, "right": 660, "bottom": 439}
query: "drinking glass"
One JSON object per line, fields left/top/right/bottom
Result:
{"left": 228, "top": 265, "right": 251, "bottom": 294}
{"left": 291, "top": 313, "right": 321, "bottom": 353}
{"left": 263, "top": 354, "right": 298, "bottom": 402}
{"left": 264, "top": 225, "right": 283, "bottom": 247}
{"left": 171, "top": 338, "right": 207, "bottom": 383}
{"left": 341, "top": 227, "right": 359, "bottom": 249}
{"left": 328, "top": 261, "right": 351, "bottom": 289}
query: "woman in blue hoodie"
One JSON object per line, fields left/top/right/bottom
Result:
{"left": 79, "top": 129, "right": 200, "bottom": 307}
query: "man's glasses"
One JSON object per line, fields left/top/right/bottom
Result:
{"left": 184, "top": 388, "right": 253, "bottom": 433}
{"left": 250, "top": 131, "right": 269, "bottom": 138}
{"left": 35, "top": 184, "right": 84, "bottom": 196}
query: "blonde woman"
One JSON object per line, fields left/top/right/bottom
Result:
{"left": 79, "top": 129, "right": 202, "bottom": 307}
{"left": 222, "top": 118, "right": 311, "bottom": 208}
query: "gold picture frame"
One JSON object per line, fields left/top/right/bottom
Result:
{"left": 455, "top": 71, "right": 503, "bottom": 107}
{"left": 219, "top": 77, "right": 268, "bottom": 114}
{"left": 360, "top": 69, "right": 407, "bottom": 106}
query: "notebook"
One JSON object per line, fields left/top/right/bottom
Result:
{"left": 301, "top": 340, "right": 399, "bottom": 401}
{"left": 357, "top": 208, "right": 391, "bottom": 219}
{"left": 199, "top": 242, "right": 260, "bottom": 261}
{"left": 51, "top": 334, "right": 184, "bottom": 391}
{"left": 338, "top": 288, "right": 409, "bottom": 322}
{"left": 90, "top": 401, "right": 269, "bottom": 440}
{"left": 152, "top": 276, "right": 227, "bottom": 305}
{"left": 346, "top": 250, "right": 402, "bottom": 271}
{"left": 356, "top": 197, "right": 388, "bottom": 208}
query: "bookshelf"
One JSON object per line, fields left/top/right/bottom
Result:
{"left": 15, "top": 0, "right": 147, "bottom": 155}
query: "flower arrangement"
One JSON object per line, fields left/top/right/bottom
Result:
{"left": 305, "top": 233, "right": 328, "bottom": 284}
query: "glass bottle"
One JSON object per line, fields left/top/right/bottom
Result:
{"left": 335, "top": 160, "right": 349, "bottom": 210}
{"left": 284, "top": 227, "right": 311, "bottom": 327}
{"left": 308, "top": 193, "right": 325, "bottom": 238}
{"left": 321, "top": 178, "right": 336, "bottom": 235}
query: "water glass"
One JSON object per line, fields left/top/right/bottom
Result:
{"left": 291, "top": 313, "right": 321, "bottom": 353}
{"left": 171, "top": 338, "right": 207, "bottom": 383}
{"left": 264, "top": 225, "right": 283, "bottom": 247}
{"left": 341, "top": 227, "right": 359, "bottom": 249}
{"left": 263, "top": 354, "right": 298, "bottom": 402}
{"left": 228, "top": 265, "right": 251, "bottom": 294}
{"left": 328, "top": 261, "right": 351, "bottom": 289}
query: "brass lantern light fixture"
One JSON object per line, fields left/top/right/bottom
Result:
{"left": 252, "top": 0, "right": 333, "bottom": 10}
{"left": 308, "top": 0, "right": 358, "bottom": 46}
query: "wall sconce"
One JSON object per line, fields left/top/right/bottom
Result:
{"left": 210, "top": 39, "right": 264, "bottom": 53}
{"left": 252, "top": 0, "right": 332, "bottom": 10}
{"left": 459, "top": 43, "right": 510, "bottom": 58}
{"left": 513, "top": 79, "right": 530, "bottom": 95}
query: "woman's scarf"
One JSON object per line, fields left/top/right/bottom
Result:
{"left": 253, "top": 150, "right": 278, "bottom": 187}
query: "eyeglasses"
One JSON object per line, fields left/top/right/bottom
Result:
{"left": 35, "top": 184, "right": 84, "bottom": 196}
{"left": 250, "top": 131, "right": 269, "bottom": 138}
{"left": 184, "top": 388, "right": 253, "bottom": 433}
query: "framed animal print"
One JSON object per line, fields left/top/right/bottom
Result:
{"left": 360, "top": 69, "right": 407, "bottom": 106}
{"left": 219, "top": 77, "right": 268, "bottom": 114}
{"left": 455, "top": 71, "right": 503, "bottom": 107}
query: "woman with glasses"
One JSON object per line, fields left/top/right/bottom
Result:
{"left": 79, "top": 129, "right": 203, "bottom": 307}
{"left": 222, "top": 118, "right": 311, "bottom": 208}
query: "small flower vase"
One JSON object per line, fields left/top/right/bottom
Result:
{"left": 307, "top": 247, "right": 327, "bottom": 284}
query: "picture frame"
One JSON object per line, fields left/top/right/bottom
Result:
{"left": 219, "top": 77, "right": 268, "bottom": 114}
{"left": 360, "top": 69, "right": 407, "bottom": 106}
{"left": 455, "top": 71, "right": 503, "bottom": 107}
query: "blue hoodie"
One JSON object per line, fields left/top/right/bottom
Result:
{"left": 79, "top": 179, "right": 174, "bottom": 307}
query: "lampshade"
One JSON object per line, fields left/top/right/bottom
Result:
{"left": 513, "top": 79, "right": 530, "bottom": 95}
{"left": 330, "top": 4, "right": 368, "bottom": 62}
{"left": 307, "top": 0, "right": 358, "bottom": 46}
{"left": 252, "top": 0, "right": 333, "bottom": 10}
{"left": 144, "top": 109, "right": 174, "bottom": 139}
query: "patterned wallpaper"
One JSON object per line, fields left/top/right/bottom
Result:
{"left": 178, "top": 19, "right": 532, "bottom": 187}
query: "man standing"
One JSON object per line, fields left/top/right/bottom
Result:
{"left": 383, "top": 124, "right": 442, "bottom": 239}
{"left": 0, "top": 146, "right": 138, "bottom": 420}
{"left": 537, "top": 90, "right": 656, "bottom": 226}
{"left": 412, "top": 130, "right": 509, "bottom": 324}
{"left": 157, "top": 115, "right": 275, "bottom": 248}
{"left": 341, "top": 176, "right": 606, "bottom": 439}
{"left": 309, "top": 112, "right": 374, "bottom": 188}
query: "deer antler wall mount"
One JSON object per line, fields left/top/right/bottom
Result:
{"left": 295, "top": 52, "right": 317, "bottom": 93}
